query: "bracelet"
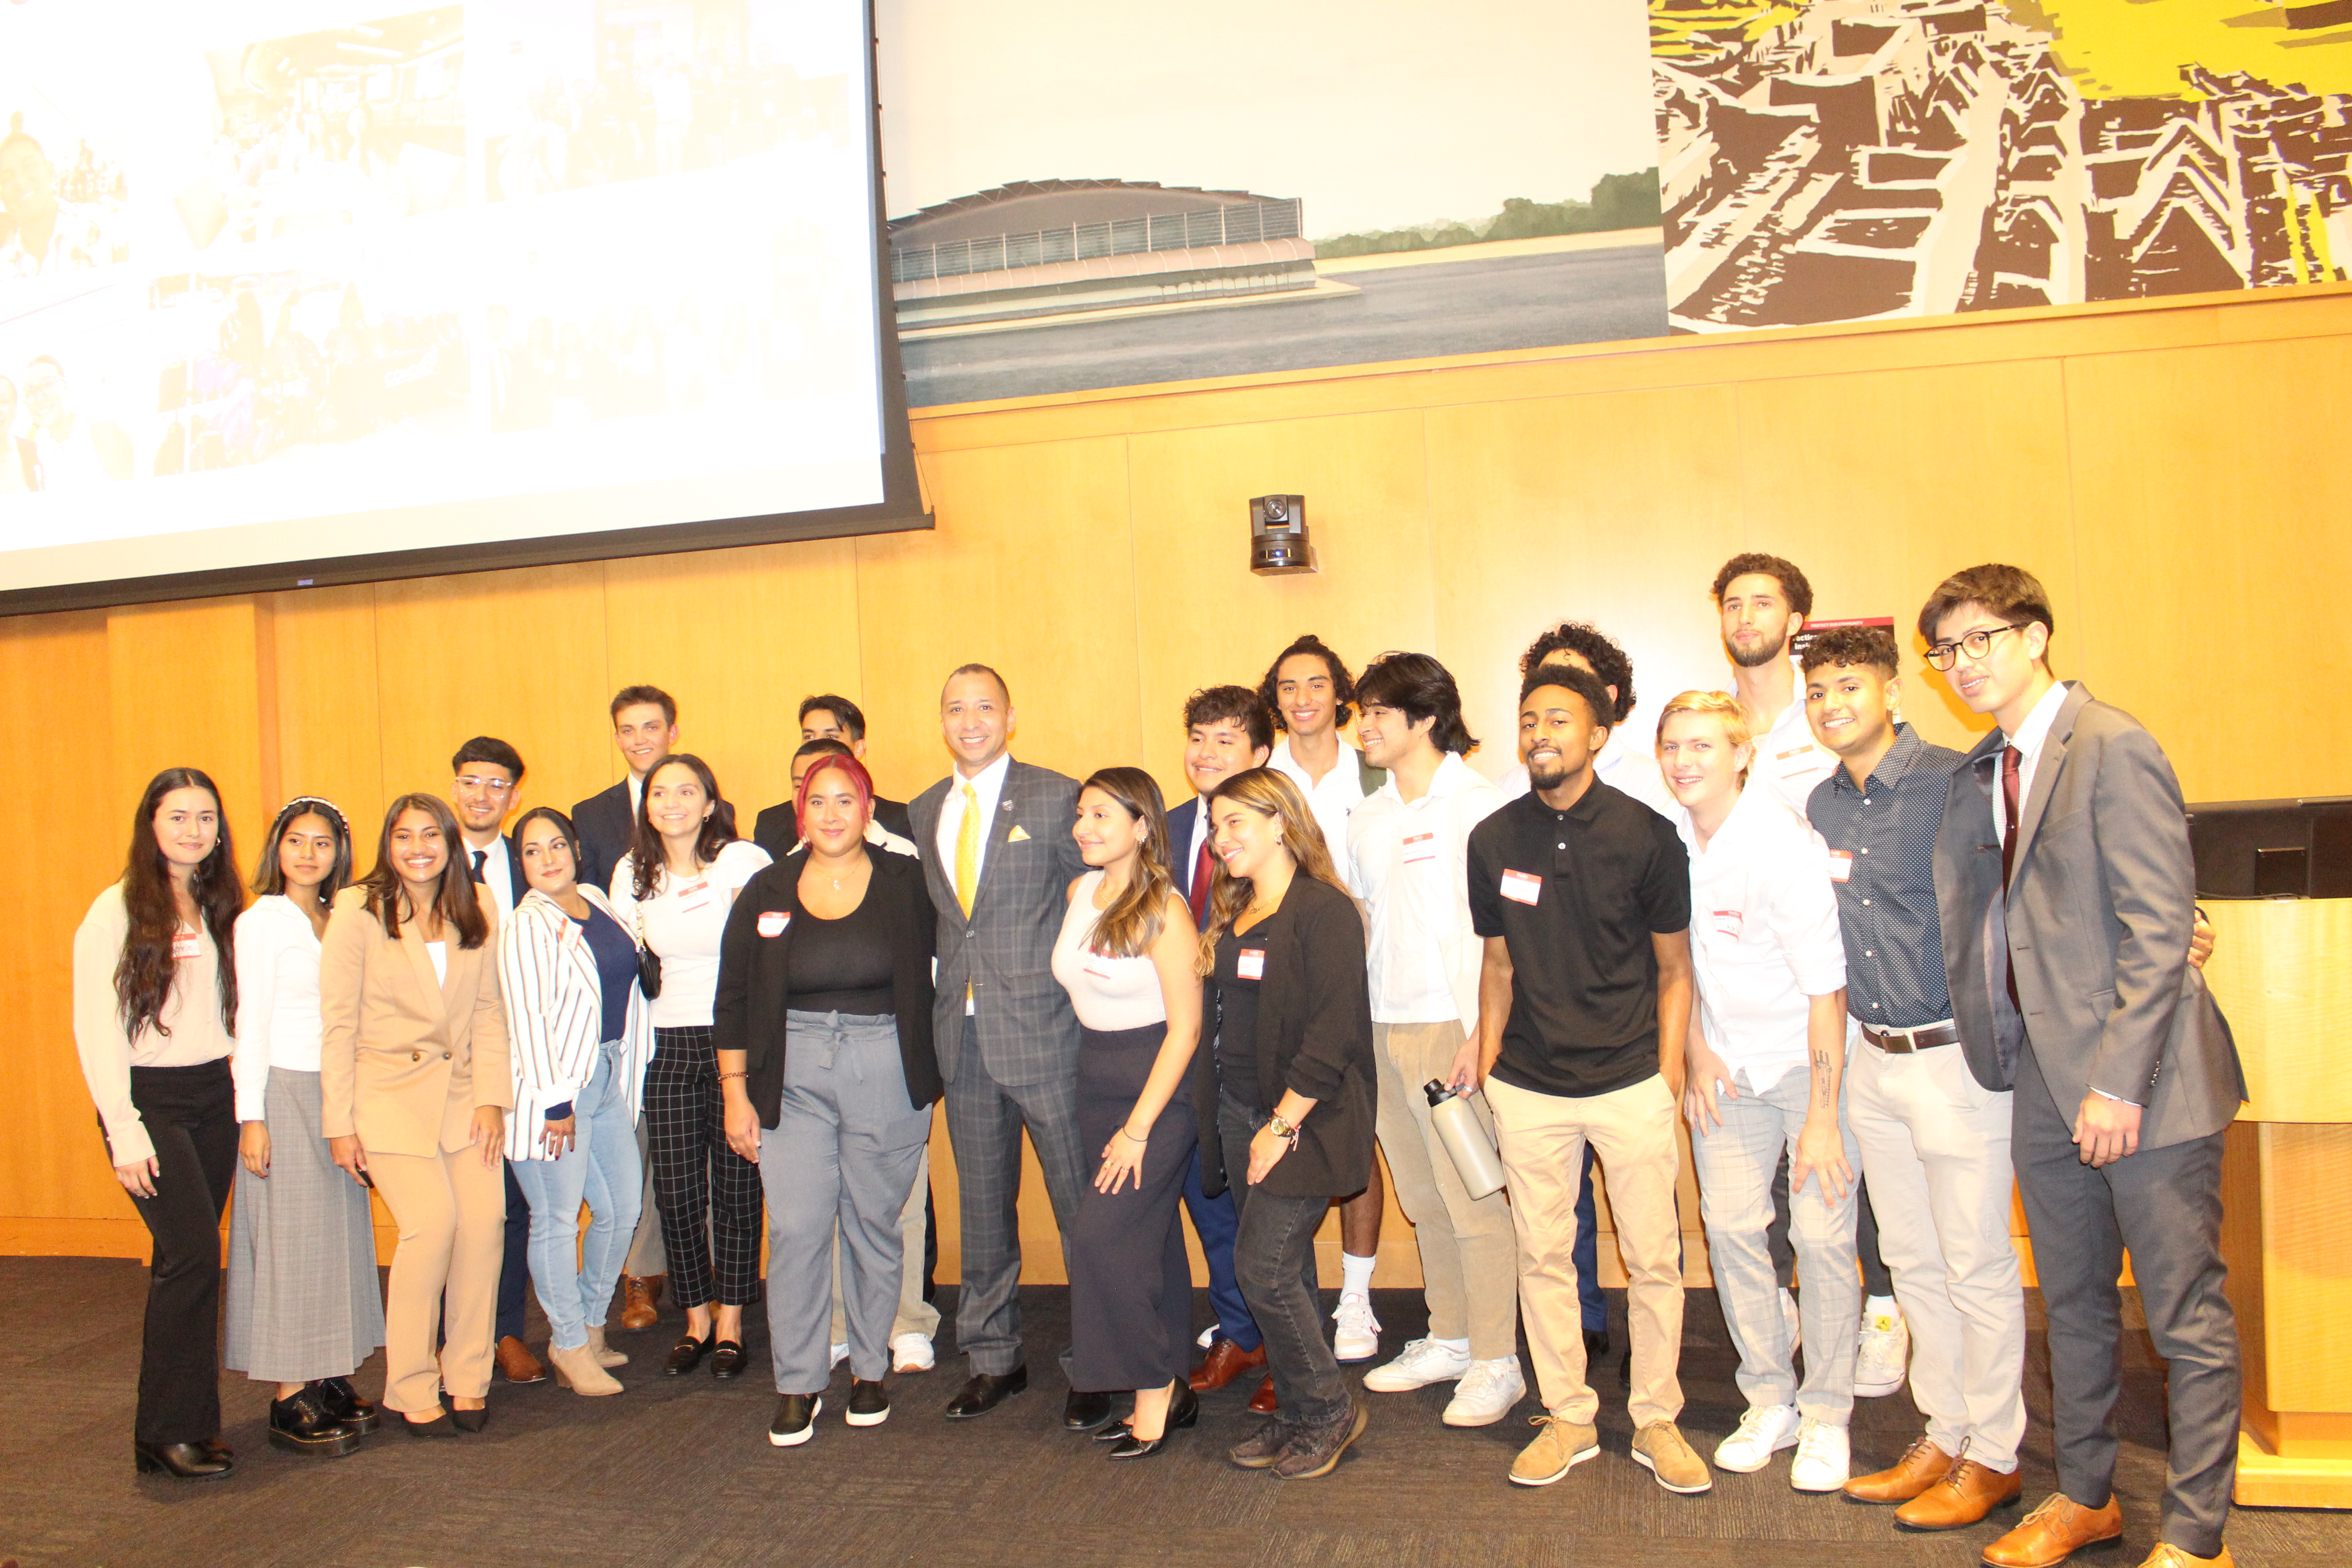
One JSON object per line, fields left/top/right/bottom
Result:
{"left": 1265, "top": 1113, "right": 1301, "bottom": 1144}
{"left": 718, "top": 1071, "right": 748, "bottom": 1082}
{"left": 1117, "top": 1127, "right": 1148, "bottom": 1144}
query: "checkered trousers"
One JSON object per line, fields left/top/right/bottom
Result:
{"left": 643, "top": 1026, "right": 763, "bottom": 1308}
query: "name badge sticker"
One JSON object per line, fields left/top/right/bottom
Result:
{"left": 676, "top": 877, "right": 711, "bottom": 912}
{"left": 1401, "top": 831, "right": 1438, "bottom": 864}
{"left": 1500, "top": 869, "right": 1542, "bottom": 906}
{"left": 1237, "top": 948, "right": 1267, "bottom": 980}
{"left": 1711, "top": 907, "right": 1745, "bottom": 939}
{"left": 171, "top": 931, "right": 201, "bottom": 960}
{"left": 1827, "top": 850, "right": 1854, "bottom": 883}
{"left": 757, "top": 910, "right": 789, "bottom": 938}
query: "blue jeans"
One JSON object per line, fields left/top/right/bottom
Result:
{"left": 1183, "top": 1148, "right": 1259, "bottom": 1351}
{"left": 509, "top": 1043, "right": 643, "bottom": 1352}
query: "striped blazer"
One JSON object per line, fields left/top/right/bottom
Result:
{"left": 497, "top": 886, "right": 652, "bottom": 1161}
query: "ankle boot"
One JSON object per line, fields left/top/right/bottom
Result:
{"left": 550, "top": 1341, "right": 624, "bottom": 1396}
{"left": 584, "top": 1323, "right": 628, "bottom": 1369}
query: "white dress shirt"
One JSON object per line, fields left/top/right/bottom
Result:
{"left": 1674, "top": 782, "right": 1848, "bottom": 1093}
{"left": 231, "top": 895, "right": 327, "bottom": 1122}
{"left": 1730, "top": 662, "right": 1838, "bottom": 818}
{"left": 1995, "top": 679, "right": 2071, "bottom": 843}
{"left": 1269, "top": 736, "right": 1368, "bottom": 864}
{"left": 467, "top": 832, "right": 515, "bottom": 920}
{"left": 935, "top": 751, "right": 1013, "bottom": 890}
{"left": 1347, "top": 751, "right": 1504, "bottom": 1028}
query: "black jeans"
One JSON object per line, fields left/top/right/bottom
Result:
{"left": 1218, "top": 1095, "right": 1350, "bottom": 1427}
{"left": 122, "top": 1059, "right": 238, "bottom": 1444}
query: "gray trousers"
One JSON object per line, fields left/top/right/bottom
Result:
{"left": 623, "top": 1116, "right": 666, "bottom": 1277}
{"left": 759, "top": 1011, "right": 932, "bottom": 1392}
{"left": 942, "top": 1031, "right": 1088, "bottom": 1376}
{"left": 2014, "top": 1044, "right": 2239, "bottom": 1557}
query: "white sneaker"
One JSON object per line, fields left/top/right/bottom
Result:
{"left": 1780, "top": 1288, "right": 1801, "bottom": 1354}
{"left": 1713, "top": 1402, "right": 1802, "bottom": 1473}
{"left": 890, "top": 1332, "right": 935, "bottom": 1373}
{"left": 1788, "top": 1417, "right": 1850, "bottom": 1491}
{"left": 1332, "top": 1292, "right": 1381, "bottom": 1362}
{"left": 1441, "top": 1356, "right": 1526, "bottom": 1427}
{"left": 1855, "top": 1304, "right": 1909, "bottom": 1398}
{"left": 1362, "top": 1337, "right": 1473, "bottom": 1393}
{"left": 828, "top": 1341, "right": 848, "bottom": 1369}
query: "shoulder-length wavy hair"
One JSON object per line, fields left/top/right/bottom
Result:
{"left": 629, "top": 753, "right": 738, "bottom": 901}
{"left": 117, "top": 767, "right": 242, "bottom": 1040}
{"left": 1078, "top": 767, "right": 1178, "bottom": 959}
{"left": 795, "top": 750, "right": 873, "bottom": 829}
{"left": 358, "top": 793, "right": 488, "bottom": 949}
{"left": 251, "top": 796, "right": 355, "bottom": 900}
{"left": 1195, "top": 767, "right": 1347, "bottom": 973}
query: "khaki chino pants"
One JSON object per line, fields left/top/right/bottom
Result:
{"left": 1486, "top": 1071, "right": 1685, "bottom": 1429}
{"left": 1372, "top": 1021, "right": 1519, "bottom": 1360}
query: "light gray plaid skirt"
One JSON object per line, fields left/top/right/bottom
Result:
{"left": 224, "top": 1067, "right": 386, "bottom": 1383}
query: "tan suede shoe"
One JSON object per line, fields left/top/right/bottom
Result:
{"left": 1846, "top": 1435, "right": 1957, "bottom": 1504}
{"left": 1898, "top": 1458, "right": 2023, "bottom": 1529}
{"left": 1981, "top": 1492, "right": 2124, "bottom": 1568}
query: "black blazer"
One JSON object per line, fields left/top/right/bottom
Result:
{"left": 752, "top": 795, "right": 913, "bottom": 859}
{"left": 570, "top": 780, "right": 634, "bottom": 899}
{"left": 1165, "top": 794, "right": 1211, "bottom": 907}
{"left": 1194, "top": 874, "right": 1374, "bottom": 1202}
{"left": 713, "top": 845, "right": 943, "bottom": 1125}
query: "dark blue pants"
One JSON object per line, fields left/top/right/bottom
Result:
{"left": 496, "top": 1161, "right": 530, "bottom": 1343}
{"left": 1183, "top": 1146, "right": 1259, "bottom": 1351}
{"left": 1572, "top": 1143, "right": 1606, "bottom": 1332}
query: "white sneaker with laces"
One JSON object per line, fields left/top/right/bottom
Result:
{"left": 1788, "top": 1418, "right": 1850, "bottom": 1491}
{"left": 1855, "top": 1305, "right": 1910, "bottom": 1398}
{"left": 890, "top": 1332, "right": 935, "bottom": 1373}
{"left": 1713, "top": 1402, "right": 1802, "bottom": 1473}
{"left": 1780, "top": 1288, "right": 1801, "bottom": 1354}
{"left": 1332, "top": 1292, "right": 1381, "bottom": 1362}
{"left": 1441, "top": 1356, "right": 1526, "bottom": 1427}
{"left": 828, "top": 1341, "right": 849, "bottom": 1369}
{"left": 1362, "top": 1337, "right": 1473, "bottom": 1393}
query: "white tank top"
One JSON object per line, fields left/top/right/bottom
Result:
{"left": 1050, "top": 871, "right": 1169, "bottom": 1032}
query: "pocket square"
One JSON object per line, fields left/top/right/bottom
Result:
{"left": 1007, "top": 824, "right": 1031, "bottom": 842}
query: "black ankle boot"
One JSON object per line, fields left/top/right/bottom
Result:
{"left": 269, "top": 1387, "right": 363, "bottom": 1458}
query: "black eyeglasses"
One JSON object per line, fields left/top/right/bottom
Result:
{"left": 1923, "top": 623, "right": 2026, "bottom": 671}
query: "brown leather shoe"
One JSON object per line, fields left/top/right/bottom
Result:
{"left": 1189, "top": 1339, "right": 1268, "bottom": 1392}
{"left": 1247, "top": 1372, "right": 1277, "bottom": 1413}
{"left": 1898, "top": 1457, "right": 2023, "bottom": 1529}
{"left": 1846, "top": 1435, "right": 1957, "bottom": 1503}
{"left": 1980, "top": 1492, "right": 2123, "bottom": 1567}
{"left": 495, "top": 1336, "right": 548, "bottom": 1385}
{"left": 2137, "top": 1544, "right": 2233, "bottom": 1568}
{"left": 619, "top": 1275, "right": 663, "bottom": 1332}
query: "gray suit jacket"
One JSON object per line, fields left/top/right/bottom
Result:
{"left": 909, "top": 758, "right": 1087, "bottom": 1088}
{"left": 1934, "top": 681, "right": 2244, "bottom": 1149}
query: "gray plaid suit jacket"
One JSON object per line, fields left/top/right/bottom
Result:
{"left": 909, "top": 758, "right": 1087, "bottom": 1089}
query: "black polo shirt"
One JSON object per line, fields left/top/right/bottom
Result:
{"left": 1467, "top": 779, "right": 1690, "bottom": 1099}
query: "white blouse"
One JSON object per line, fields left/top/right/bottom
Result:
{"left": 1050, "top": 871, "right": 1170, "bottom": 1033}
{"left": 608, "top": 838, "right": 771, "bottom": 1027}
{"left": 230, "top": 895, "right": 327, "bottom": 1122}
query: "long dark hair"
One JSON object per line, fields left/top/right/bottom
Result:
{"left": 1195, "top": 768, "right": 1347, "bottom": 975}
{"left": 251, "top": 796, "right": 355, "bottom": 900}
{"left": 358, "top": 794, "right": 489, "bottom": 949}
{"left": 512, "top": 805, "right": 582, "bottom": 892}
{"left": 629, "top": 753, "right": 737, "bottom": 901}
{"left": 117, "top": 767, "right": 242, "bottom": 1040}
{"left": 1078, "top": 768, "right": 1179, "bottom": 959}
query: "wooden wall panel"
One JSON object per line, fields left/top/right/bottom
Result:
{"left": 270, "top": 584, "right": 387, "bottom": 842}
{"left": 105, "top": 598, "right": 272, "bottom": 857}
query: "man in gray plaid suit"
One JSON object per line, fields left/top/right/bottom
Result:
{"left": 907, "top": 664, "right": 1095, "bottom": 1423}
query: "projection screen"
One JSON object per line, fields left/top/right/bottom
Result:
{"left": 0, "top": 0, "right": 925, "bottom": 614}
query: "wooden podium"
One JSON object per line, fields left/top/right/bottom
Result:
{"left": 2202, "top": 900, "right": 2352, "bottom": 1507}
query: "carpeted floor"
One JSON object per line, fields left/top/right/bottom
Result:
{"left": 1, "top": 1256, "right": 2342, "bottom": 1568}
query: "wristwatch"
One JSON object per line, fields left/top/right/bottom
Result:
{"left": 1265, "top": 1112, "right": 1301, "bottom": 1145}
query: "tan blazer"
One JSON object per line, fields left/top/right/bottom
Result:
{"left": 319, "top": 883, "right": 512, "bottom": 1157}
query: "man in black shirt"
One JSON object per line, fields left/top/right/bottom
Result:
{"left": 1461, "top": 666, "right": 1710, "bottom": 1496}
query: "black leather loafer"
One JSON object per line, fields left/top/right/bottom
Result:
{"left": 318, "top": 1376, "right": 380, "bottom": 1435}
{"left": 1063, "top": 1389, "right": 1117, "bottom": 1431}
{"left": 943, "top": 1366, "right": 1028, "bottom": 1419}
{"left": 134, "top": 1440, "right": 233, "bottom": 1479}
{"left": 710, "top": 1339, "right": 747, "bottom": 1380}
{"left": 665, "top": 1332, "right": 715, "bottom": 1376}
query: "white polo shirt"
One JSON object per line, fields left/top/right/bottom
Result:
{"left": 1269, "top": 736, "right": 1369, "bottom": 866}
{"left": 1673, "top": 781, "right": 1847, "bottom": 1092}
{"left": 1346, "top": 752, "right": 1504, "bottom": 1026}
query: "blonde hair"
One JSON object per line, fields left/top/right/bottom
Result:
{"left": 1194, "top": 768, "right": 1347, "bottom": 975}
{"left": 1655, "top": 690, "right": 1753, "bottom": 784}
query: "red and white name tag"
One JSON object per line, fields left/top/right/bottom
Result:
{"left": 172, "top": 931, "right": 201, "bottom": 960}
{"left": 1711, "top": 907, "right": 1744, "bottom": 939}
{"left": 1083, "top": 960, "right": 1114, "bottom": 981}
{"left": 1237, "top": 948, "right": 1266, "bottom": 980}
{"left": 1827, "top": 850, "right": 1854, "bottom": 883}
{"left": 1777, "top": 744, "right": 1820, "bottom": 774}
{"left": 1500, "top": 869, "right": 1542, "bottom": 906}
{"left": 1401, "top": 831, "right": 1438, "bottom": 864}
{"left": 675, "top": 878, "right": 711, "bottom": 912}
{"left": 757, "top": 910, "right": 789, "bottom": 938}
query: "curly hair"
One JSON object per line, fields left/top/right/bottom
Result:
{"left": 1516, "top": 622, "right": 1636, "bottom": 725}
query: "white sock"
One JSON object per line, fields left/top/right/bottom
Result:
{"left": 1431, "top": 1336, "right": 1469, "bottom": 1354}
{"left": 1865, "top": 1294, "right": 1900, "bottom": 1319}
{"left": 1340, "top": 1252, "right": 1376, "bottom": 1297}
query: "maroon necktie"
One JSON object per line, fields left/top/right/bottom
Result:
{"left": 1999, "top": 745, "right": 2023, "bottom": 1009}
{"left": 1189, "top": 836, "right": 1215, "bottom": 926}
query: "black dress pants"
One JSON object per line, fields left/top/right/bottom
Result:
{"left": 121, "top": 1059, "right": 238, "bottom": 1445}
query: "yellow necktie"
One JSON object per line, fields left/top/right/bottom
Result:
{"left": 956, "top": 782, "right": 980, "bottom": 915}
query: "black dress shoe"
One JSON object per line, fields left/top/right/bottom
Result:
{"left": 1063, "top": 1389, "right": 1116, "bottom": 1431}
{"left": 198, "top": 1437, "right": 234, "bottom": 1461}
{"left": 665, "top": 1332, "right": 716, "bottom": 1376}
{"left": 134, "top": 1440, "right": 233, "bottom": 1480}
{"left": 318, "top": 1376, "right": 379, "bottom": 1435}
{"left": 1093, "top": 1384, "right": 1197, "bottom": 1442}
{"left": 1107, "top": 1430, "right": 1174, "bottom": 1459}
{"left": 400, "top": 1410, "right": 456, "bottom": 1438}
{"left": 1583, "top": 1325, "right": 1610, "bottom": 1359}
{"left": 943, "top": 1366, "right": 1028, "bottom": 1419}
{"left": 710, "top": 1339, "right": 746, "bottom": 1380}
{"left": 268, "top": 1387, "right": 363, "bottom": 1458}
{"left": 450, "top": 1404, "right": 490, "bottom": 1433}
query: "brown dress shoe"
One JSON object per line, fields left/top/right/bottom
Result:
{"left": 1189, "top": 1339, "right": 1268, "bottom": 1393}
{"left": 619, "top": 1275, "right": 663, "bottom": 1332}
{"left": 1846, "top": 1436, "right": 1957, "bottom": 1503}
{"left": 1981, "top": 1492, "right": 2123, "bottom": 1567}
{"left": 1898, "top": 1457, "right": 2023, "bottom": 1529}
{"left": 495, "top": 1336, "right": 548, "bottom": 1385}
{"left": 1248, "top": 1372, "right": 1278, "bottom": 1413}
{"left": 2138, "top": 1545, "right": 2233, "bottom": 1568}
